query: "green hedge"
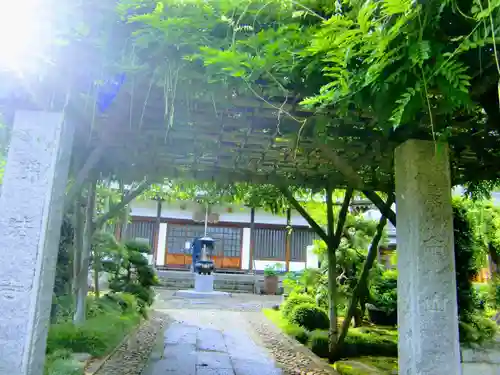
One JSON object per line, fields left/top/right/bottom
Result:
{"left": 281, "top": 294, "right": 315, "bottom": 318}
{"left": 44, "top": 350, "right": 83, "bottom": 375}
{"left": 46, "top": 312, "right": 139, "bottom": 357}
{"left": 46, "top": 293, "right": 141, "bottom": 357}
{"left": 289, "top": 303, "right": 330, "bottom": 331}
{"left": 282, "top": 323, "right": 309, "bottom": 344}
{"left": 309, "top": 327, "right": 398, "bottom": 359}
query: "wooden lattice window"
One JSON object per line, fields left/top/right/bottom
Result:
{"left": 125, "top": 220, "right": 155, "bottom": 248}
{"left": 290, "top": 229, "right": 318, "bottom": 262}
{"left": 206, "top": 226, "right": 242, "bottom": 257}
{"left": 254, "top": 228, "right": 286, "bottom": 260}
{"left": 167, "top": 224, "right": 242, "bottom": 257}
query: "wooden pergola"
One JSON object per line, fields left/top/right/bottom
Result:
{"left": 38, "top": 77, "right": 496, "bottom": 196}
{"left": 0, "top": 6, "right": 499, "bottom": 374}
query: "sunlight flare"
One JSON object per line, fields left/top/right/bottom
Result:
{"left": 0, "top": 0, "right": 52, "bottom": 72}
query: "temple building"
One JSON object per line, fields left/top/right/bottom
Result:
{"left": 120, "top": 189, "right": 500, "bottom": 276}
{"left": 121, "top": 199, "right": 319, "bottom": 272}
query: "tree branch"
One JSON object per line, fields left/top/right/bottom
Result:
{"left": 279, "top": 186, "right": 328, "bottom": 243}
{"left": 65, "top": 145, "right": 106, "bottom": 210}
{"left": 316, "top": 144, "right": 397, "bottom": 227}
{"left": 326, "top": 187, "right": 353, "bottom": 362}
{"left": 333, "top": 188, "right": 354, "bottom": 247}
{"left": 326, "top": 185, "right": 335, "bottom": 243}
{"left": 316, "top": 144, "right": 365, "bottom": 190}
{"left": 335, "top": 193, "right": 395, "bottom": 355}
{"left": 93, "top": 178, "right": 150, "bottom": 230}
{"left": 363, "top": 191, "right": 396, "bottom": 227}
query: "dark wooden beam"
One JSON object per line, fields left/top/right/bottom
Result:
{"left": 249, "top": 207, "right": 256, "bottom": 271}
{"left": 285, "top": 208, "right": 292, "bottom": 272}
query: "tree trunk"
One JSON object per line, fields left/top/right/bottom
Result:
{"left": 489, "top": 244, "right": 500, "bottom": 277}
{"left": 358, "top": 283, "right": 369, "bottom": 318}
{"left": 93, "top": 259, "right": 100, "bottom": 298}
{"left": 93, "top": 194, "right": 110, "bottom": 298}
{"left": 72, "top": 196, "right": 84, "bottom": 304}
{"left": 93, "top": 178, "right": 149, "bottom": 230}
{"left": 74, "top": 180, "right": 96, "bottom": 324}
{"left": 333, "top": 194, "right": 394, "bottom": 360}
{"left": 122, "top": 207, "right": 130, "bottom": 239}
{"left": 326, "top": 187, "right": 353, "bottom": 363}
{"left": 353, "top": 308, "right": 363, "bottom": 327}
{"left": 326, "top": 245, "right": 338, "bottom": 358}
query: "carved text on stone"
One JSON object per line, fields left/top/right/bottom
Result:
{"left": 423, "top": 293, "right": 449, "bottom": 313}
{"left": 19, "top": 160, "right": 42, "bottom": 183}
{"left": 8, "top": 216, "right": 34, "bottom": 238}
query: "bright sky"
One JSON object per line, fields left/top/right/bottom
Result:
{"left": 0, "top": 0, "right": 51, "bottom": 71}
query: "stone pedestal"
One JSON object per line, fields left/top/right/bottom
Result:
{"left": 195, "top": 274, "right": 214, "bottom": 293}
{"left": 395, "top": 140, "right": 461, "bottom": 375}
{"left": 0, "top": 111, "right": 73, "bottom": 375}
{"left": 174, "top": 273, "right": 231, "bottom": 298}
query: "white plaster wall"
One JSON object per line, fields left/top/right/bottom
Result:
{"left": 253, "top": 260, "right": 306, "bottom": 272}
{"left": 306, "top": 245, "right": 319, "bottom": 269}
{"left": 156, "top": 223, "right": 167, "bottom": 266}
{"left": 130, "top": 199, "right": 310, "bottom": 226}
{"left": 241, "top": 228, "right": 251, "bottom": 270}
{"left": 129, "top": 199, "right": 159, "bottom": 217}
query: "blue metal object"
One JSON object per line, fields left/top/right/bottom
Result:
{"left": 191, "top": 236, "right": 215, "bottom": 274}
{"left": 96, "top": 72, "right": 126, "bottom": 113}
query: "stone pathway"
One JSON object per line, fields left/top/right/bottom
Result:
{"left": 142, "top": 291, "right": 283, "bottom": 375}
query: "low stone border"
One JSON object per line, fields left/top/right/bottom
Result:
{"left": 85, "top": 311, "right": 171, "bottom": 375}
{"left": 247, "top": 312, "right": 339, "bottom": 375}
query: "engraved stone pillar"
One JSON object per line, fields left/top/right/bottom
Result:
{"left": 0, "top": 111, "right": 73, "bottom": 375}
{"left": 395, "top": 140, "right": 461, "bottom": 375}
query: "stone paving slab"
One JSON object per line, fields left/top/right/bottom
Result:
{"left": 231, "top": 359, "right": 283, "bottom": 375}
{"left": 197, "top": 329, "right": 227, "bottom": 352}
{"left": 142, "top": 298, "right": 282, "bottom": 375}
{"left": 197, "top": 352, "right": 232, "bottom": 369}
{"left": 196, "top": 368, "right": 235, "bottom": 375}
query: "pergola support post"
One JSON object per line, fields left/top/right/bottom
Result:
{"left": 395, "top": 139, "right": 461, "bottom": 375}
{"left": 285, "top": 208, "right": 291, "bottom": 271}
{"left": 153, "top": 198, "right": 162, "bottom": 266}
{"left": 249, "top": 207, "right": 255, "bottom": 271}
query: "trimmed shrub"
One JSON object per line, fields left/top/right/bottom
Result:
{"left": 281, "top": 294, "right": 316, "bottom": 318}
{"left": 334, "top": 363, "right": 365, "bottom": 375}
{"left": 369, "top": 269, "right": 397, "bottom": 320}
{"left": 86, "top": 292, "right": 140, "bottom": 318}
{"left": 342, "top": 328, "right": 397, "bottom": 357}
{"left": 309, "top": 327, "right": 398, "bottom": 359}
{"left": 459, "top": 315, "right": 498, "bottom": 345}
{"left": 124, "top": 239, "right": 152, "bottom": 254}
{"left": 289, "top": 303, "right": 329, "bottom": 331}
{"left": 282, "top": 323, "right": 309, "bottom": 344}
{"left": 46, "top": 312, "right": 140, "bottom": 357}
{"left": 45, "top": 358, "right": 84, "bottom": 375}
{"left": 310, "top": 330, "right": 329, "bottom": 358}
{"left": 109, "top": 240, "right": 158, "bottom": 315}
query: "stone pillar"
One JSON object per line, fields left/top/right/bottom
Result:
{"left": 0, "top": 111, "right": 73, "bottom": 375}
{"left": 395, "top": 140, "right": 461, "bottom": 375}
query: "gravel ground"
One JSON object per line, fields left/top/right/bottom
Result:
{"left": 246, "top": 313, "right": 337, "bottom": 375}
{"left": 91, "top": 311, "right": 171, "bottom": 375}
